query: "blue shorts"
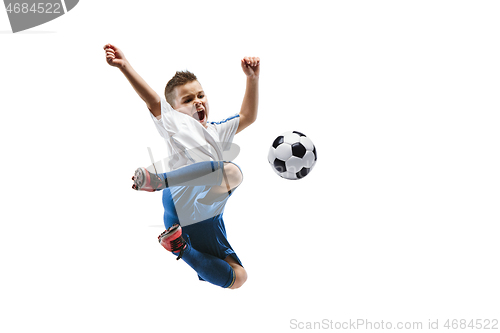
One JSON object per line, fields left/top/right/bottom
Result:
{"left": 161, "top": 163, "right": 243, "bottom": 270}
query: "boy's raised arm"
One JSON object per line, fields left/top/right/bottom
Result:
{"left": 237, "top": 56, "right": 260, "bottom": 134}
{"left": 104, "top": 44, "right": 161, "bottom": 117}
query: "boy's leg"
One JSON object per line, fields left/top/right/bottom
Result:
{"left": 133, "top": 161, "right": 243, "bottom": 193}
{"left": 159, "top": 225, "right": 245, "bottom": 289}
{"left": 180, "top": 246, "right": 240, "bottom": 289}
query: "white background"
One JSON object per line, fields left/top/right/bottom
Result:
{"left": 1, "top": 1, "right": 499, "bottom": 332}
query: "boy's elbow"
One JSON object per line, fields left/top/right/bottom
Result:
{"left": 248, "top": 114, "right": 257, "bottom": 124}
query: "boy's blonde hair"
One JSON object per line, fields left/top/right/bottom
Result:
{"left": 164, "top": 71, "right": 198, "bottom": 107}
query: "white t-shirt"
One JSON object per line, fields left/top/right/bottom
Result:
{"left": 150, "top": 98, "right": 240, "bottom": 171}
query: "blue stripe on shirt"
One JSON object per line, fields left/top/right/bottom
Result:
{"left": 210, "top": 114, "right": 240, "bottom": 125}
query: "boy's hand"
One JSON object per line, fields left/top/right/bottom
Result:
{"left": 103, "top": 43, "right": 160, "bottom": 117}
{"left": 103, "top": 43, "right": 128, "bottom": 69}
{"left": 241, "top": 56, "right": 260, "bottom": 78}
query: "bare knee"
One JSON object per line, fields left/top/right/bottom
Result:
{"left": 224, "top": 256, "right": 247, "bottom": 289}
{"left": 229, "top": 266, "right": 247, "bottom": 289}
{"left": 223, "top": 162, "right": 243, "bottom": 190}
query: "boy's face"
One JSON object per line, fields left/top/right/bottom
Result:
{"left": 173, "top": 80, "right": 209, "bottom": 128}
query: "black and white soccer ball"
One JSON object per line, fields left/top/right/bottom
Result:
{"left": 268, "top": 131, "right": 317, "bottom": 180}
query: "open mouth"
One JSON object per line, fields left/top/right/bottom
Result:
{"left": 193, "top": 110, "right": 205, "bottom": 122}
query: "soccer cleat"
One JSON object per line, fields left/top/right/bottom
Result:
{"left": 158, "top": 224, "right": 187, "bottom": 260}
{"left": 132, "top": 167, "right": 165, "bottom": 192}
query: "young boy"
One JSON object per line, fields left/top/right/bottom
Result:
{"left": 103, "top": 44, "right": 259, "bottom": 289}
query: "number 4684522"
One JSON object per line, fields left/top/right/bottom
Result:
{"left": 5, "top": 2, "right": 62, "bottom": 14}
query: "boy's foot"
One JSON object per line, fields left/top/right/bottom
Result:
{"left": 158, "top": 224, "right": 187, "bottom": 260}
{"left": 132, "top": 167, "right": 165, "bottom": 192}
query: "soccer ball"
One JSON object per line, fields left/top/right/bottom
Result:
{"left": 268, "top": 131, "right": 317, "bottom": 180}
